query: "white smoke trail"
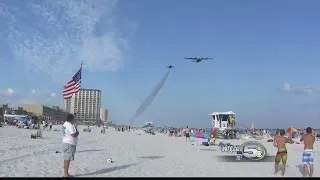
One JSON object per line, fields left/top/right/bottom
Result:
{"left": 129, "top": 70, "right": 171, "bottom": 125}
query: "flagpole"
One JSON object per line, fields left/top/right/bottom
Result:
{"left": 79, "top": 62, "right": 83, "bottom": 124}
{"left": 80, "top": 62, "right": 83, "bottom": 89}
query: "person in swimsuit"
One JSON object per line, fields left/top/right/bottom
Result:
{"left": 185, "top": 126, "right": 190, "bottom": 142}
{"left": 300, "top": 127, "right": 315, "bottom": 177}
{"left": 273, "top": 129, "right": 294, "bottom": 176}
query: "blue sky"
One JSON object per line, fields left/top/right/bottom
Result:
{"left": 0, "top": 0, "right": 320, "bottom": 128}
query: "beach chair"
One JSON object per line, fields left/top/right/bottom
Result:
{"left": 209, "top": 137, "right": 216, "bottom": 145}
{"left": 31, "top": 129, "right": 42, "bottom": 139}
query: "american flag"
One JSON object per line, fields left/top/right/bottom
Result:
{"left": 63, "top": 66, "right": 82, "bottom": 99}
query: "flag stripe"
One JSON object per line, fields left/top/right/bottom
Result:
{"left": 63, "top": 81, "right": 81, "bottom": 97}
{"left": 63, "top": 67, "right": 82, "bottom": 99}
{"left": 63, "top": 81, "right": 81, "bottom": 94}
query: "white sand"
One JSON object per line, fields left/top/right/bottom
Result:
{"left": 0, "top": 126, "right": 318, "bottom": 177}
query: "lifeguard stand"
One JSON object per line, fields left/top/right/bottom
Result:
{"left": 145, "top": 122, "right": 154, "bottom": 127}
{"left": 210, "top": 111, "right": 236, "bottom": 131}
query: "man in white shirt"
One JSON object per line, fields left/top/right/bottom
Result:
{"left": 62, "top": 114, "right": 79, "bottom": 177}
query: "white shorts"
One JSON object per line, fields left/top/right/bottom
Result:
{"left": 302, "top": 149, "right": 314, "bottom": 165}
{"left": 62, "top": 143, "right": 77, "bottom": 161}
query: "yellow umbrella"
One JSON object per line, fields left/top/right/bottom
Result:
{"left": 230, "top": 116, "right": 235, "bottom": 127}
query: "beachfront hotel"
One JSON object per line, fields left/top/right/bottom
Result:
{"left": 64, "top": 88, "right": 102, "bottom": 123}
{"left": 19, "top": 104, "right": 68, "bottom": 123}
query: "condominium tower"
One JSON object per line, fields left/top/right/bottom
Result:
{"left": 64, "top": 88, "right": 101, "bottom": 122}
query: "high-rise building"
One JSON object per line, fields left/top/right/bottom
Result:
{"left": 100, "top": 108, "right": 108, "bottom": 122}
{"left": 64, "top": 88, "right": 102, "bottom": 122}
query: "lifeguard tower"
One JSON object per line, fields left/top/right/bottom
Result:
{"left": 210, "top": 111, "right": 236, "bottom": 131}
{"left": 145, "top": 122, "right": 154, "bottom": 127}
{"left": 143, "top": 122, "right": 155, "bottom": 135}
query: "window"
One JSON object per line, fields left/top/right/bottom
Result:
{"left": 216, "top": 114, "right": 230, "bottom": 122}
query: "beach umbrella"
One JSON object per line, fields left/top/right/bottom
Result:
{"left": 192, "top": 131, "right": 211, "bottom": 139}
{"left": 210, "top": 128, "right": 216, "bottom": 136}
{"left": 194, "top": 131, "right": 204, "bottom": 138}
{"left": 191, "top": 132, "right": 211, "bottom": 151}
{"left": 287, "top": 127, "right": 298, "bottom": 134}
{"left": 250, "top": 122, "right": 254, "bottom": 130}
{"left": 230, "top": 115, "right": 235, "bottom": 128}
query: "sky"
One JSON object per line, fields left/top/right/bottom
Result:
{"left": 0, "top": 0, "right": 320, "bottom": 128}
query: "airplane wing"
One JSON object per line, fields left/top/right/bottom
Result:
{"left": 184, "top": 57, "right": 196, "bottom": 60}
{"left": 202, "top": 58, "right": 213, "bottom": 60}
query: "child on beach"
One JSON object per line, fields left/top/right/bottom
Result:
{"left": 273, "top": 129, "right": 294, "bottom": 176}
{"left": 300, "top": 127, "right": 315, "bottom": 177}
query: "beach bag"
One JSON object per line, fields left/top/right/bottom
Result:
{"left": 202, "top": 142, "right": 209, "bottom": 146}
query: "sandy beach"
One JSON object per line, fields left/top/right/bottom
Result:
{"left": 0, "top": 126, "right": 318, "bottom": 177}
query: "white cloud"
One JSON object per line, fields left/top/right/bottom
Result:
{"left": 281, "top": 83, "right": 319, "bottom": 95}
{"left": 49, "top": 92, "right": 56, "bottom": 98}
{"left": 0, "top": 0, "right": 132, "bottom": 82}
{"left": 0, "top": 88, "right": 58, "bottom": 105}
{"left": 2, "top": 88, "right": 16, "bottom": 96}
{"left": 31, "top": 89, "right": 40, "bottom": 95}
{"left": 0, "top": 88, "right": 21, "bottom": 104}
